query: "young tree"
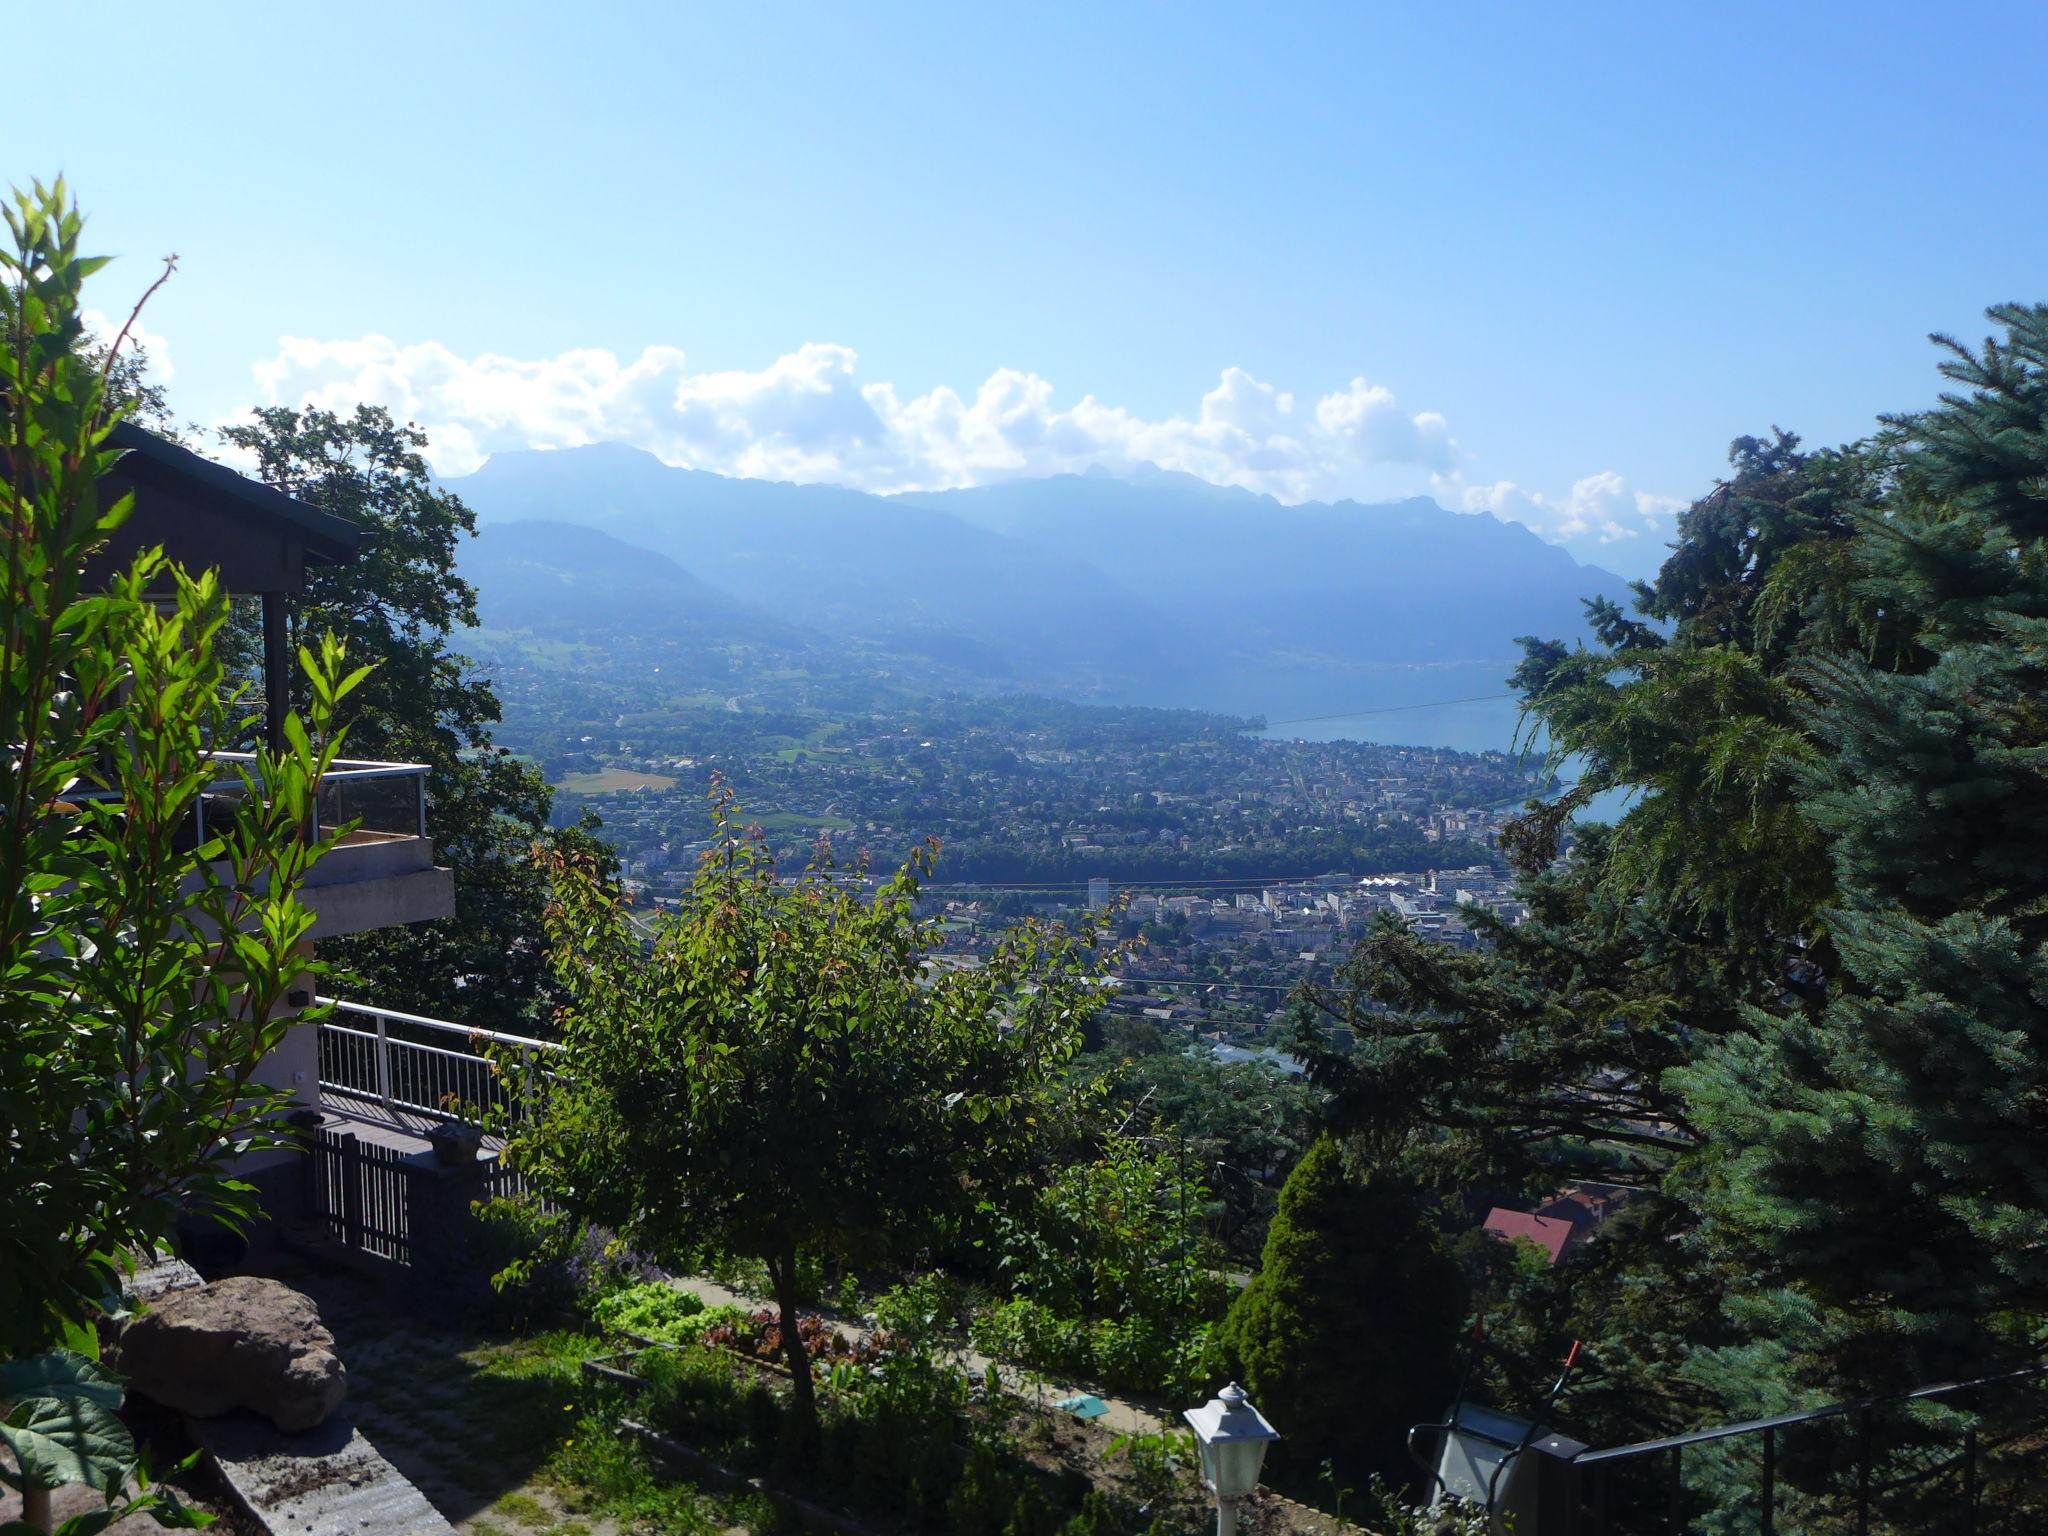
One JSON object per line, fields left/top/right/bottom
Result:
{"left": 219, "top": 405, "right": 563, "bottom": 1030}
{"left": 509, "top": 787, "right": 1112, "bottom": 1417}
{"left": 1220, "top": 1137, "right": 1465, "bottom": 1491}
{"left": 2, "top": 180, "right": 363, "bottom": 1529}
{"left": 976, "top": 1131, "right": 1230, "bottom": 1397}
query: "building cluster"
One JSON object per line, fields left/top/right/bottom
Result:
{"left": 554, "top": 723, "right": 1547, "bottom": 904}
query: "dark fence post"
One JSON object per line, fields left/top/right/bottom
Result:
{"left": 338, "top": 1132, "right": 363, "bottom": 1250}
{"left": 1760, "top": 1425, "right": 1775, "bottom": 1536}
{"left": 289, "top": 1108, "right": 323, "bottom": 1228}
{"left": 1531, "top": 1451, "right": 1584, "bottom": 1536}
{"left": 1855, "top": 1408, "right": 1871, "bottom": 1536}
{"left": 404, "top": 1135, "right": 494, "bottom": 1314}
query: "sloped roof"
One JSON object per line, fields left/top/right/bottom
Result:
{"left": 1483, "top": 1207, "right": 1575, "bottom": 1264}
{"left": 106, "top": 420, "right": 359, "bottom": 564}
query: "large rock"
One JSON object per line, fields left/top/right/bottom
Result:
{"left": 113, "top": 1276, "right": 348, "bottom": 1431}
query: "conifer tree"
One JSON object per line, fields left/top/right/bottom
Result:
{"left": 1677, "top": 304, "right": 2048, "bottom": 1393}
{"left": 1220, "top": 1137, "right": 1465, "bottom": 1490}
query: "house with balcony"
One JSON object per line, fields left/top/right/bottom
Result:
{"left": 84, "top": 425, "right": 471, "bottom": 1165}
{"left": 80, "top": 423, "right": 567, "bottom": 1272}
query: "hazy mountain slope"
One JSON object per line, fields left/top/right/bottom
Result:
{"left": 896, "top": 470, "right": 1636, "bottom": 666}
{"left": 447, "top": 445, "right": 1192, "bottom": 693}
{"left": 444, "top": 446, "right": 1639, "bottom": 735}
{"left": 458, "top": 518, "right": 785, "bottom": 638}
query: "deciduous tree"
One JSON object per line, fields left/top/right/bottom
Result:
{"left": 220, "top": 404, "right": 565, "bottom": 1030}
{"left": 510, "top": 787, "right": 1111, "bottom": 1417}
{"left": 2, "top": 180, "right": 363, "bottom": 1361}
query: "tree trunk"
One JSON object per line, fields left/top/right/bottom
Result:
{"left": 21, "top": 1482, "right": 51, "bottom": 1533}
{"left": 766, "top": 1243, "right": 815, "bottom": 1421}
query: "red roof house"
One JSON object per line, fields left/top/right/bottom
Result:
{"left": 1483, "top": 1207, "right": 1577, "bottom": 1265}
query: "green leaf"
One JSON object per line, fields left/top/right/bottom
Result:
{"left": 0, "top": 1394, "right": 134, "bottom": 1490}
{"left": 49, "top": 1504, "right": 125, "bottom": 1536}
{"left": 0, "top": 1352, "right": 123, "bottom": 1409}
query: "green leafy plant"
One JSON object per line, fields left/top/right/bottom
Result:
{"left": 505, "top": 784, "right": 1114, "bottom": 1418}
{"left": 471, "top": 1198, "right": 585, "bottom": 1327}
{"left": 947, "top": 1442, "right": 1021, "bottom": 1536}
{"left": 0, "top": 1350, "right": 209, "bottom": 1534}
{"left": 975, "top": 1135, "right": 1227, "bottom": 1397}
{"left": 589, "top": 1283, "right": 706, "bottom": 1342}
{"left": 1, "top": 178, "right": 364, "bottom": 1363}
{"left": 1107, "top": 1429, "right": 1196, "bottom": 1506}
{"left": 1359, "top": 1475, "right": 1493, "bottom": 1535}
{"left": 1058, "top": 1491, "right": 1124, "bottom": 1536}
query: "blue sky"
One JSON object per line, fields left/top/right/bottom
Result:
{"left": 10, "top": 1, "right": 2047, "bottom": 576}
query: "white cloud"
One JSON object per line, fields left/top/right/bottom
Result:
{"left": 84, "top": 308, "right": 174, "bottom": 380}
{"left": 247, "top": 335, "right": 1462, "bottom": 501}
{"left": 243, "top": 332, "right": 1680, "bottom": 548}
{"left": 1443, "top": 470, "right": 1686, "bottom": 544}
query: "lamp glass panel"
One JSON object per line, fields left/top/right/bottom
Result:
{"left": 1213, "top": 1437, "right": 1266, "bottom": 1498}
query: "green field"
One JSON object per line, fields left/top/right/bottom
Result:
{"left": 555, "top": 767, "right": 679, "bottom": 792}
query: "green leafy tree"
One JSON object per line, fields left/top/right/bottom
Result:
{"left": 1220, "top": 1137, "right": 1464, "bottom": 1491}
{"left": 1067, "top": 1031, "right": 1323, "bottom": 1260}
{"left": 219, "top": 404, "right": 567, "bottom": 1030}
{"left": 3, "top": 180, "right": 361, "bottom": 1529}
{"left": 508, "top": 785, "right": 1111, "bottom": 1418}
{"left": 976, "top": 1132, "right": 1229, "bottom": 1397}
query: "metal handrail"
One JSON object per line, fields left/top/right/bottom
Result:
{"left": 1560, "top": 1361, "right": 2048, "bottom": 1535}
{"left": 1575, "top": 1363, "right": 2048, "bottom": 1465}
{"left": 61, "top": 753, "right": 432, "bottom": 842}
{"left": 314, "top": 996, "right": 558, "bottom": 1129}
{"left": 64, "top": 753, "right": 432, "bottom": 795}
{"left": 318, "top": 996, "right": 560, "bottom": 1053}
{"left": 206, "top": 750, "right": 433, "bottom": 781}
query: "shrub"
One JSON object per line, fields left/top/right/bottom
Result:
{"left": 1007, "top": 1481, "right": 1062, "bottom": 1536}
{"left": 472, "top": 1197, "right": 583, "bottom": 1326}
{"left": 1220, "top": 1138, "right": 1466, "bottom": 1490}
{"left": 1060, "top": 1491, "right": 1125, "bottom": 1536}
{"left": 639, "top": 1345, "right": 753, "bottom": 1454}
{"left": 947, "top": 1443, "right": 1019, "bottom": 1536}
{"left": 978, "top": 1136, "right": 1229, "bottom": 1397}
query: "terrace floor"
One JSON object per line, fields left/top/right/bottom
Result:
{"left": 315, "top": 1090, "right": 505, "bottom": 1159}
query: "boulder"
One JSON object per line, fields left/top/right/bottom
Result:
{"left": 112, "top": 1276, "right": 347, "bottom": 1431}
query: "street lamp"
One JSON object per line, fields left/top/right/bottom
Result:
{"left": 1183, "top": 1382, "right": 1281, "bottom": 1536}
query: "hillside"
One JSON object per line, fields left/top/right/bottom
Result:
{"left": 445, "top": 446, "right": 1637, "bottom": 738}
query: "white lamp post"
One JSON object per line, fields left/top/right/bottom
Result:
{"left": 1183, "top": 1382, "right": 1281, "bottom": 1536}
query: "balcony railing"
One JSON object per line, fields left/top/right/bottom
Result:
{"left": 219, "top": 752, "right": 430, "bottom": 843}
{"left": 315, "top": 996, "right": 560, "bottom": 1129}
{"left": 63, "top": 752, "right": 431, "bottom": 846}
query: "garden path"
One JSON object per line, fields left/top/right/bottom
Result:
{"left": 671, "top": 1274, "right": 1174, "bottom": 1437}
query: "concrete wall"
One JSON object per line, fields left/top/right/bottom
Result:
{"left": 301, "top": 836, "right": 455, "bottom": 938}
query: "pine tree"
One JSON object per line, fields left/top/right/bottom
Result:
{"left": 1220, "top": 1137, "right": 1465, "bottom": 1490}
{"left": 1677, "top": 304, "right": 2048, "bottom": 1394}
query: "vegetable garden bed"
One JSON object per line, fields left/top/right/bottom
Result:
{"left": 578, "top": 1329, "right": 1346, "bottom": 1536}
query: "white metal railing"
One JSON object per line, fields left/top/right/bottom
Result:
{"left": 315, "top": 996, "right": 559, "bottom": 1128}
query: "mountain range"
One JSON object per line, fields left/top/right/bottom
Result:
{"left": 446, "top": 444, "right": 1639, "bottom": 743}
